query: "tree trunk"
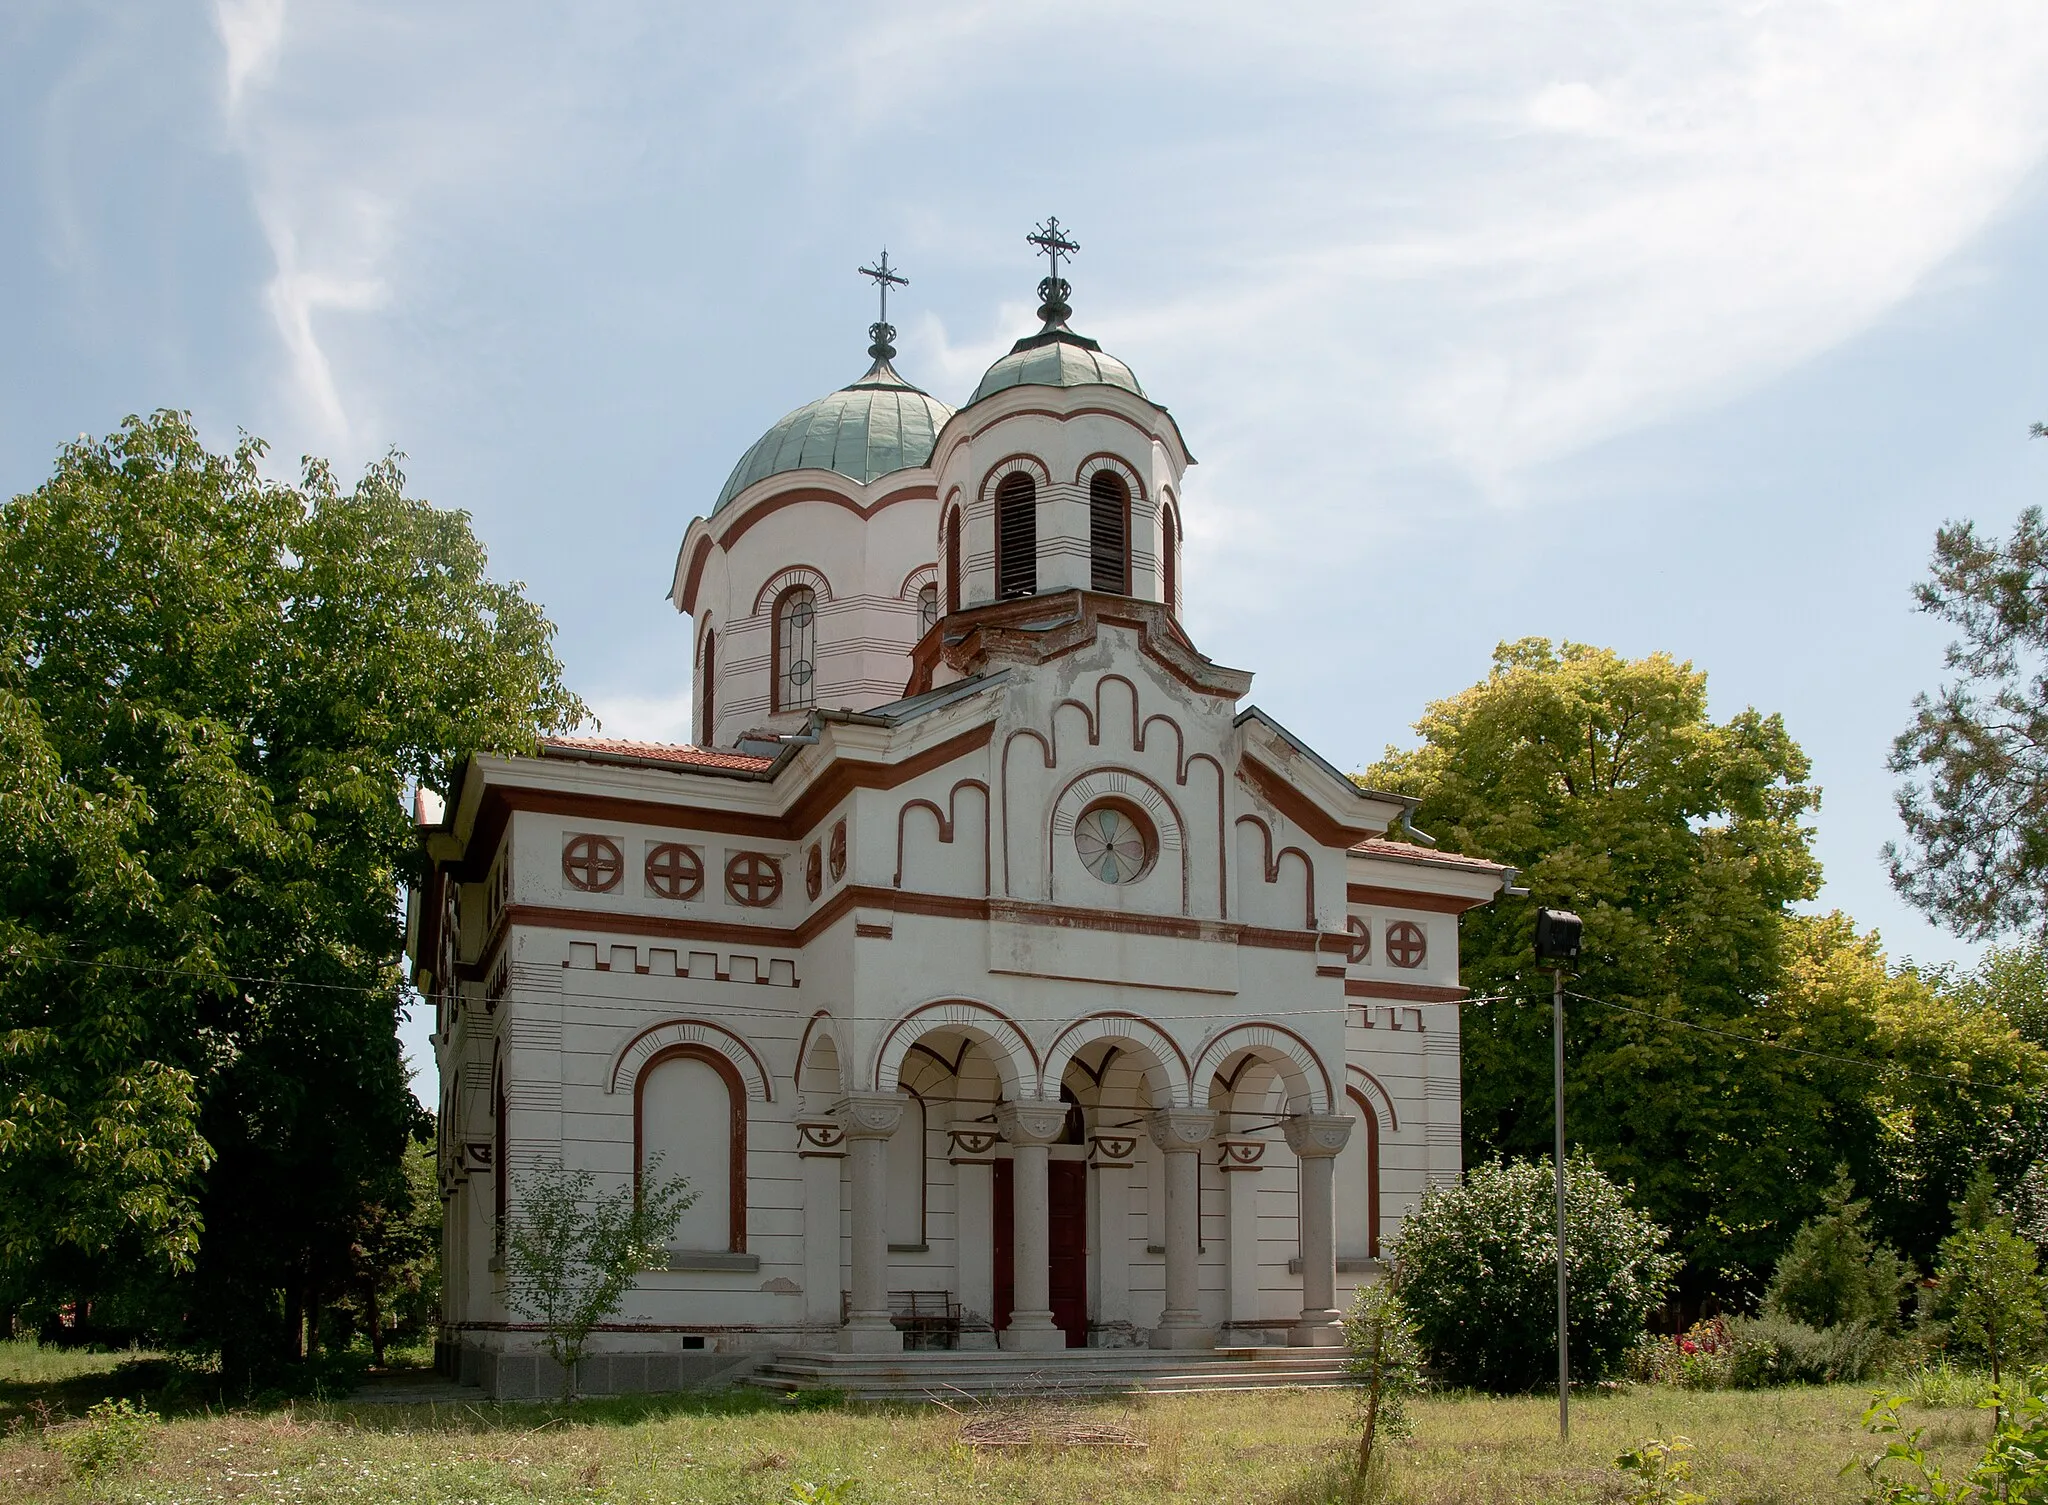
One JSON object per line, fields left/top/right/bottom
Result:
{"left": 366, "top": 1276, "right": 386, "bottom": 1368}
{"left": 1349, "top": 1332, "right": 1384, "bottom": 1505}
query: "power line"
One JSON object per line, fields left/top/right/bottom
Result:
{"left": 1561, "top": 986, "right": 2009, "bottom": 1090}
{"left": 2, "top": 948, "right": 413, "bottom": 1000}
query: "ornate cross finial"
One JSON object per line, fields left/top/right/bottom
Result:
{"left": 1027, "top": 216, "right": 1079, "bottom": 327}
{"left": 858, "top": 250, "right": 908, "bottom": 361}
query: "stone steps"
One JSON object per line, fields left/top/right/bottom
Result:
{"left": 747, "top": 1346, "right": 1356, "bottom": 1401}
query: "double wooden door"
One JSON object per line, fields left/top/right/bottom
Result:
{"left": 992, "top": 1158, "right": 1088, "bottom": 1348}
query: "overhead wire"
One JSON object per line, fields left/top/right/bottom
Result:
{"left": 1551, "top": 985, "right": 2005, "bottom": 1090}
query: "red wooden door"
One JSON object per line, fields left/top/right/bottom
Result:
{"left": 1048, "top": 1160, "right": 1088, "bottom": 1347}
{"left": 993, "top": 1159, "right": 1014, "bottom": 1333}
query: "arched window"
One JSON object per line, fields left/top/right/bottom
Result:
{"left": 886, "top": 1087, "right": 926, "bottom": 1249}
{"left": 1161, "top": 502, "right": 1180, "bottom": 613}
{"left": 1089, "top": 470, "right": 1130, "bottom": 594}
{"left": 638, "top": 1046, "right": 746, "bottom": 1253}
{"left": 995, "top": 473, "right": 1037, "bottom": 598}
{"left": 917, "top": 582, "right": 939, "bottom": 636}
{"left": 944, "top": 509, "right": 962, "bottom": 612}
{"left": 697, "top": 627, "right": 716, "bottom": 744}
{"left": 773, "top": 587, "right": 817, "bottom": 713}
{"left": 1339, "top": 1087, "right": 1382, "bottom": 1260}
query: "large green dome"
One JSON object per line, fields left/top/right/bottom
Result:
{"left": 968, "top": 329, "right": 1144, "bottom": 406}
{"left": 713, "top": 359, "right": 954, "bottom": 513}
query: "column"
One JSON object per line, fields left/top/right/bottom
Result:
{"left": 995, "top": 1100, "right": 1067, "bottom": 1352}
{"left": 1148, "top": 1107, "right": 1218, "bottom": 1350}
{"left": 1090, "top": 1132, "right": 1139, "bottom": 1342}
{"left": 1285, "top": 1114, "right": 1353, "bottom": 1347}
{"left": 1219, "top": 1139, "right": 1267, "bottom": 1340}
{"left": 833, "top": 1094, "right": 906, "bottom": 1353}
{"left": 948, "top": 1128, "right": 1002, "bottom": 1349}
{"left": 796, "top": 1122, "right": 847, "bottom": 1338}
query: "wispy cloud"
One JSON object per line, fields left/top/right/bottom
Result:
{"left": 211, "top": 0, "right": 283, "bottom": 114}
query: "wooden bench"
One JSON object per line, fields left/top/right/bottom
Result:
{"left": 841, "top": 1290, "right": 962, "bottom": 1349}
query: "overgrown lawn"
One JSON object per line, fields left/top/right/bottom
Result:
{"left": 0, "top": 1342, "right": 1997, "bottom": 1503}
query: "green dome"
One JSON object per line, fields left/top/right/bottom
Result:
{"left": 714, "top": 359, "right": 954, "bottom": 512}
{"left": 968, "top": 329, "right": 1144, "bottom": 406}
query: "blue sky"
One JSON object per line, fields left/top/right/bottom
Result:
{"left": 6, "top": 3, "right": 2047, "bottom": 1099}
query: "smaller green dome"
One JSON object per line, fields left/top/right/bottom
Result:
{"left": 969, "top": 329, "right": 1144, "bottom": 406}
{"left": 714, "top": 359, "right": 954, "bottom": 513}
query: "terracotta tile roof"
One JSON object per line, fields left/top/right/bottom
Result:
{"left": 1349, "top": 837, "right": 1506, "bottom": 871}
{"left": 539, "top": 736, "right": 774, "bottom": 773}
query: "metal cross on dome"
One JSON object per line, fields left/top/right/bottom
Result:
{"left": 1027, "top": 217, "right": 1079, "bottom": 285}
{"left": 858, "top": 250, "right": 908, "bottom": 361}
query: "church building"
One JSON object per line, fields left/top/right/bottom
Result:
{"left": 411, "top": 225, "right": 1511, "bottom": 1398}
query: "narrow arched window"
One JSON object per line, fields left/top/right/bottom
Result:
{"left": 773, "top": 587, "right": 817, "bottom": 712}
{"left": 638, "top": 1046, "right": 746, "bottom": 1253}
{"left": 944, "top": 509, "right": 962, "bottom": 612}
{"left": 697, "top": 626, "right": 716, "bottom": 744}
{"left": 886, "top": 1087, "right": 926, "bottom": 1249}
{"left": 1089, "top": 470, "right": 1130, "bottom": 593}
{"left": 1339, "top": 1087, "right": 1382, "bottom": 1260}
{"left": 995, "top": 473, "right": 1036, "bottom": 598}
{"left": 917, "top": 583, "right": 939, "bottom": 636}
{"left": 1161, "top": 503, "right": 1180, "bottom": 613}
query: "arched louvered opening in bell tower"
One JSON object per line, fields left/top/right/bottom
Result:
{"left": 1089, "top": 470, "right": 1130, "bottom": 594}
{"left": 996, "top": 472, "right": 1037, "bottom": 597}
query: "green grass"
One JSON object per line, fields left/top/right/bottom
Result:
{"left": 0, "top": 1341, "right": 2000, "bottom": 1505}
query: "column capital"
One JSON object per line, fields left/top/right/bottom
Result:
{"left": 832, "top": 1093, "right": 906, "bottom": 1141}
{"left": 996, "top": 1098, "right": 1068, "bottom": 1146}
{"left": 947, "top": 1126, "right": 1004, "bottom": 1164}
{"left": 1147, "top": 1107, "right": 1218, "bottom": 1151}
{"left": 1283, "top": 1113, "right": 1353, "bottom": 1159}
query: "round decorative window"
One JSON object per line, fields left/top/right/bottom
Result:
{"left": 805, "top": 843, "right": 823, "bottom": 901}
{"left": 1386, "top": 920, "right": 1428, "bottom": 969}
{"left": 1073, "top": 801, "right": 1156, "bottom": 885}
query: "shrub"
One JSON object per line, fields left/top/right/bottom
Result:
{"left": 1392, "top": 1155, "right": 1679, "bottom": 1392}
{"left": 1764, "top": 1171, "right": 1910, "bottom": 1331}
{"left": 1725, "top": 1314, "right": 1887, "bottom": 1387}
{"left": 1628, "top": 1319, "right": 1737, "bottom": 1389}
{"left": 1932, "top": 1171, "right": 2046, "bottom": 1389}
{"left": 51, "top": 1397, "right": 160, "bottom": 1481}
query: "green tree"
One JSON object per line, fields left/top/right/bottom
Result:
{"left": 0, "top": 682, "right": 214, "bottom": 1297}
{"left": 1778, "top": 917, "right": 2047, "bottom": 1268}
{"left": 1935, "top": 1171, "right": 2047, "bottom": 1393}
{"left": 1889, "top": 505, "right": 2048, "bottom": 937}
{"left": 503, "top": 1159, "right": 694, "bottom": 1400}
{"left": 1364, "top": 639, "right": 1828, "bottom": 1293}
{"left": 1342, "top": 1279, "right": 1422, "bottom": 1505}
{"left": 1392, "top": 1155, "right": 1679, "bottom": 1392}
{"left": 0, "top": 411, "right": 584, "bottom": 1370}
{"left": 1761, "top": 1169, "right": 1909, "bottom": 1331}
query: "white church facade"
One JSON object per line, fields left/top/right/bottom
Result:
{"left": 411, "top": 232, "right": 1510, "bottom": 1397}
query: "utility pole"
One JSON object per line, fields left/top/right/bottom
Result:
{"left": 1534, "top": 906, "right": 1583, "bottom": 1443}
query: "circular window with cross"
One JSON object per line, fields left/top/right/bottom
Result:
{"left": 805, "top": 843, "right": 823, "bottom": 901}
{"left": 1073, "top": 799, "right": 1157, "bottom": 885}
{"left": 725, "top": 851, "right": 783, "bottom": 908}
{"left": 644, "top": 843, "right": 704, "bottom": 901}
{"left": 828, "top": 820, "right": 847, "bottom": 881}
{"left": 1347, "top": 915, "right": 1372, "bottom": 965}
{"left": 562, "top": 834, "right": 622, "bottom": 893}
{"left": 1385, "top": 920, "right": 1428, "bottom": 969}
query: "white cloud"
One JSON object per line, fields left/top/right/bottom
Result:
{"left": 212, "top": 0, "right": 284, "bottom": 114}
{"left": 582, "top": 688, "right": 695, "bottom": 746}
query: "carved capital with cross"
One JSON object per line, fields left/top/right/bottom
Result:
{"left": 1147, "top": 1107, "right": 1219, "bottom": 1152}
{"left": 831, "top": 1093, "right": 906, "bottom": 1141}
{"left": 996, "top": 1098, "right": 1069, "bottom": 1147}
{"left": 1283, "top": 1113, "right": 1354, "bottom": 1159}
